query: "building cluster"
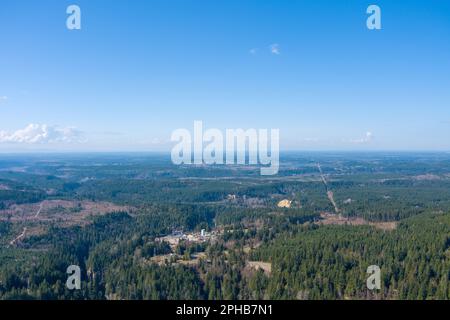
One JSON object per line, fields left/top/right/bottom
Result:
{"left": 156, "top": 229, "right": 217, "bottom": 249}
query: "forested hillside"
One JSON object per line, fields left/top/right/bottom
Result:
{"left": 0, "top": 153, "right": 449, "bottom": 300}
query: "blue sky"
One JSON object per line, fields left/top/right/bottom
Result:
{"left": 0, "top": 0, "right": 450, "bottom": 151}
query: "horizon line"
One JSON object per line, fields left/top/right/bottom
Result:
{"left": 0, "top": 150, "right": 450, "bottom": 155}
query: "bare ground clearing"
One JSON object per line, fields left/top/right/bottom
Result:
{"left": 317, "top": 212, "right": 397, "bottom": 231}
{"left": 2, "top": 200, "right": 133, "bottom": 245}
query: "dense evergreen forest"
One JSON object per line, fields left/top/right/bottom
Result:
{"left": 0, "top": 153, "right": 449, "bottom": 300}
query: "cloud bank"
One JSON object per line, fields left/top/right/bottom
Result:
{"left": 0, "top": 124, "right": 84, "bottom": 144}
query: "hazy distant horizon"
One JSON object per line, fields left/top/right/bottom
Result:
{"left": 1, "top": 149, "right": 449, "bottom": 155}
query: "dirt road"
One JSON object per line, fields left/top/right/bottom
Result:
{"left": 9, "top": 227, "right": 27, "bottom": 246}
{"left": 9, "top": 203, "right": 42, "bottom": 246}
{"left": 317, "top": 163, "right": 340, "bottom": 214}
{"left": 34, "top": 202, "right": 43, "bottom": 218}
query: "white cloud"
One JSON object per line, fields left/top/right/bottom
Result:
{"left": 270, "top": 44, "right": 280, "bottom": 55}
{"left": 350, "top": 131, "right": 373, "bottom": 144}
{"left": 0, "top": 124, "right": 84, "bottom": 144}
{"left": 0, "top": 96, "right": 7, "bottom": 103}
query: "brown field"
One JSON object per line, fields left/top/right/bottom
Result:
{"left": 0, "top": 200, "right": 132, "bottom": 223}
{"left": 317, "top": 212, "right": 397, "bottom": 231}
{"left": 1, "top": 200, "right": 133, "bottom": 246}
